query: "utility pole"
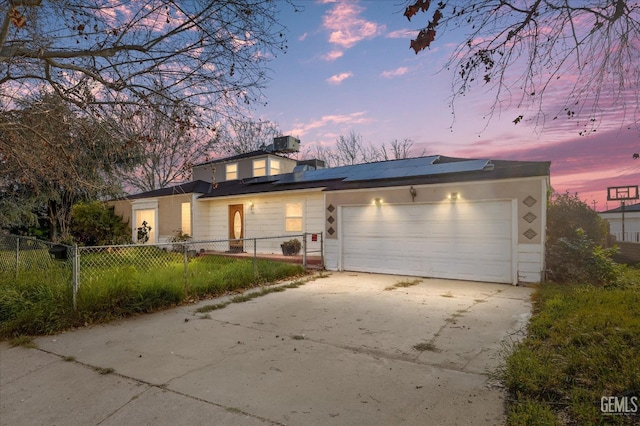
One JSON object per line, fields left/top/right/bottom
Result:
{"left": 591, "top": 200, "right": 597, "bottom": 211}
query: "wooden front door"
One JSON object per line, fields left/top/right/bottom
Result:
{"left": 228, "top": 204, "right": 244, "bottom": 252}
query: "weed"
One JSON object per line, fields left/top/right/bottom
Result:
{"left": 384, "top": 279, "right": 422, "bottom": 291}
{"left": 93, "top": 366, "right": 115, "bottom": 375}
{"left": 62, "top": 355, "right": 76, "bottom": 362}
{"left": 195, "top": 302, "right": 230, "bottom": 313}
{"left": 9, "top": 335, "right": 37, "bottom": 348}
{"left": 199, "top": 314, "right": 211, "bottom": 319}
{"left": 413, "top": 342, "right": 438, "bottom": 352}
{"left": 291, "top": 335, "right": 305, "bottom": 340}
{"left": 502, "top": 274, "right": 640, "bottom": 424}
{"left": 0, "top": 256, "right": 304, "bottom": 338}
{"left": 440, "top": 292, "right": 454, "bottom": 298}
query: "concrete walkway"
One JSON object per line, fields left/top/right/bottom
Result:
{"left": 0, "top": 272, "right": 533, "bottom": 425}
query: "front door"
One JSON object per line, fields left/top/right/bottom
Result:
{"left": 228, "top": 204, "right": 244, "bottom": 252}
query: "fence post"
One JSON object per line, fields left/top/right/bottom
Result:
{"left": 72, "top": 244, "right": 78, "bottom": 312}
{"left": 183, "top": 242, "right": 189, "bottom": 295}
{"left": 320, "top": 232, "right": 324, "bottom": 268}
{"left": 302, "top": 233, "right": 307, "bottom": 268}
{"left": 14, "top": 236, "right": 19, "bottom": 279}
{"left": 253, "top": 238, "right": 257, "bottom": 280}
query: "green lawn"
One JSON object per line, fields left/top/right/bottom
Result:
{"left": 504, "top": 270, "right": 640, "bottom": 425}
{"left": 0, "top": 252, "right": 305, "bottom": 338}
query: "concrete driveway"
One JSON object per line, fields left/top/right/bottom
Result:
{"left": 0, "top": 272, "right": 533, "bottom": 425}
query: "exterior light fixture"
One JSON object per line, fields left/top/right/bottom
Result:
{"left": 249, "top": 200, "right": 255, "bottom": 212}
{"left": 448, "top": 192, "right": 458, "bottom": 201}
{"left": 409, "top": 186, "right": 417, "bottom": 202}
{"left": 374, "top": 198, "right": 383, "bottom": 206}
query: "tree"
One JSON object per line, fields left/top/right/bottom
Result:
{"left": 0, "top": 92, "right": 133, "bottom": 240}
{"left": 331, "top": 130, "right": 382, "bottom": 166}
{"left": 214, "top": 119, "right": 282, "bottom": 156}
{"left": 0, "top": 1, "right": 291, "bottom": 125}
{"left": 113, "top": 91, "right": 216, "bottom": 192}
{"left": 379, "top": 138, "right": 425, "bottom": 160}
{"left": 405, "top": 1, "right": 640, "bottom": 132}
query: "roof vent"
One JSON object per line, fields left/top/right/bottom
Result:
{"left": 483, "top": 160, "right": 495, "bottom": 171}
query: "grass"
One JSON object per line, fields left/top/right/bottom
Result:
{"left": 384, "top": 279, "right": 422, "bottom": 291}
{"left": 412, "top": 342, "right": 438, "bottom": 352}
{"left": 9, "top": 335, "right": 37, "bottom": 348}
{"left": 195, "top": 279, "right": 307, "bottom": 315}
{"left": 502, "top": 268, "right": 640, "bottom": 425}
{"left": 0, "top": 251, "right": 306, "bottom": 338}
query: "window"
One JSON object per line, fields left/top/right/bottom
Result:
{"left": 226, "top": 163, "right": 238, "bottom": 180}
{"left": 285, "top": 202, "right": 303, "bottom": 232}
{"left": 270, "top": 159, "right": 280, "bottom": 176}
{"left": 181, "top": 202, "right": 191, "bottom": 236}
{"left": 253, "top": 159, "right": 266, "bottom": 177}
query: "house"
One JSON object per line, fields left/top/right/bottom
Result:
{"left": 110, "top": 141, "right": 550, "bottom": 285}
{"left": 600, "top": 202, "right": 640, "bottom": 242}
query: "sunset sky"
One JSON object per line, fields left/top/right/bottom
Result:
{"left": 249, "top": 1, "right": 640, "bottom": 212}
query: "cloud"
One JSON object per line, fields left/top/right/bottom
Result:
{"left": 322, "top": 50, "right": 344, "bottom": 61}
{"left": 299, "top": 32, "right": 308, "bottom": 41}
{"left": 287, "top": 112, "right": 371, "bottom": 137}
{"left": 386, "top": 29, "right": 416, "bottom": 39}
{"left": 381, "top": 67, "right": 409, "bottom": 79}
{"left": 322, "top": 2, "right": 385, "bottom": 49}
{"left": 326, "top": 72, "right": 353, "bottom": 85}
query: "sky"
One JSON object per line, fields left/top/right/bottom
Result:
{"left": 247, "top": 0, "right": 640, "bottom": 212}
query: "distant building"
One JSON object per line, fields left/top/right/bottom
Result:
{"left": 600, "top": 203, "right": 640, "bottom": 242}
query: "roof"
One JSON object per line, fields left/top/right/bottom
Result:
{"left": 601, "top": 202, "right": 640, "bottom": 214}
{"left": 198, "top": 155, "right": 550, "bottom": 199}
{"left": 192, "top": 150, "right": 291, "bottom": 167}
{"left": 113, "top": 180, "right": 212, "bottom": 201}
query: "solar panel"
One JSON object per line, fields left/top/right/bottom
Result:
{"left": 272, "top": 156, "right": 488, "bottom": 185}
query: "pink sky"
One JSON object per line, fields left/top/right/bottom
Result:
{"left": 251, "top": 1, "right": 639, "bottom": 212}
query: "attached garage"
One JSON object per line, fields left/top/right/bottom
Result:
{"left": 340, "top": 200, "right": 515, "bottom": 283}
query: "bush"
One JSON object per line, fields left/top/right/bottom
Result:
{"left": 546, "top": 192, "right": 618, "bottom": 284}
{"left": 70, "top": 201, "right": 130, "bottom": 246}
{"left": 546, "top": 229, "right": 621, "bottom": 285}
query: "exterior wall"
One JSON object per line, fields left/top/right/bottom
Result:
{"left": 109, "top": 193, "right": 197, "bottom": 243}
{"left": 196, "top": 190, "right": 325, "bottom": 254}
{"left": 191, "top": 154, "right": 297, "bottom": 183}
{"left": 323, "top": 176, "right": 548, "bottom": 283}
{"left": 600, "top": 212, "right": 640, "bottom": 242}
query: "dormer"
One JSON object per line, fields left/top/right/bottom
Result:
{"left": 191, "top": 150, "right": 298, "bottom": 183}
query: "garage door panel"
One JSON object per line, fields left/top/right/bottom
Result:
{"left": 341, "top": 201, "right": 513, "bottom": 283}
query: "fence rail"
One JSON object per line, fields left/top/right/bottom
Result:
{"left": 1, "top": 233, "right": 323, "bottom": 311}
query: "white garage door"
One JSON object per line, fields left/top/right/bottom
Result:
{"left": 341, "top": 201, "right": 514, "bottom": 283}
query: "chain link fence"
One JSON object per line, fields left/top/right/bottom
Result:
{"left": 1, "top": 233, "right": 323, "bottom": 311}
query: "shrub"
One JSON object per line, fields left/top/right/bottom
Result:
{"left": 70, "top": 201, "right": 130, "bottom": 246}
{"left": 546, "top": 229, "right": 621, "bottom": 285}
{"left": 546, "top": 192, "right": 618, "bottom": 284}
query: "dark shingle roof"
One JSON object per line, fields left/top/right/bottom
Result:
{"left": 197, "top": 155, "right": 550, "bottom": 199}
{"left": 114, "top": 180, "right": 212, "bottom": 201}
{"left": 192, "top": 150, "right": 291, "bottom": 167}
{"left": 601, "top": 202, "right": 640, "bottom": 213}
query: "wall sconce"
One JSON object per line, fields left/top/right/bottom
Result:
{"left": 448, "top": 192, "right": 459, "bottom": 201}
{"left": 409, "top": 186, "right": 417, "bottom": 202}
{"left": 374, "top": 198, "right": 383, "bottom": 206}
{"left": 249, "top": 200, "right": 254, "bottom": 212}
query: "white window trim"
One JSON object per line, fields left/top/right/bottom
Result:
{"left": 226, "top": 163, "right": 238, "bottom": 180}
{"left": 285, "top": 201, "right": 304, "bottom": 232}
{"left": 253, "top": 158, "right": 267, "bottom": 177}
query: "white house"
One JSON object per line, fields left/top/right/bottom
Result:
{"left": 111, "top": 144, "right": 550, "bottom": 285}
